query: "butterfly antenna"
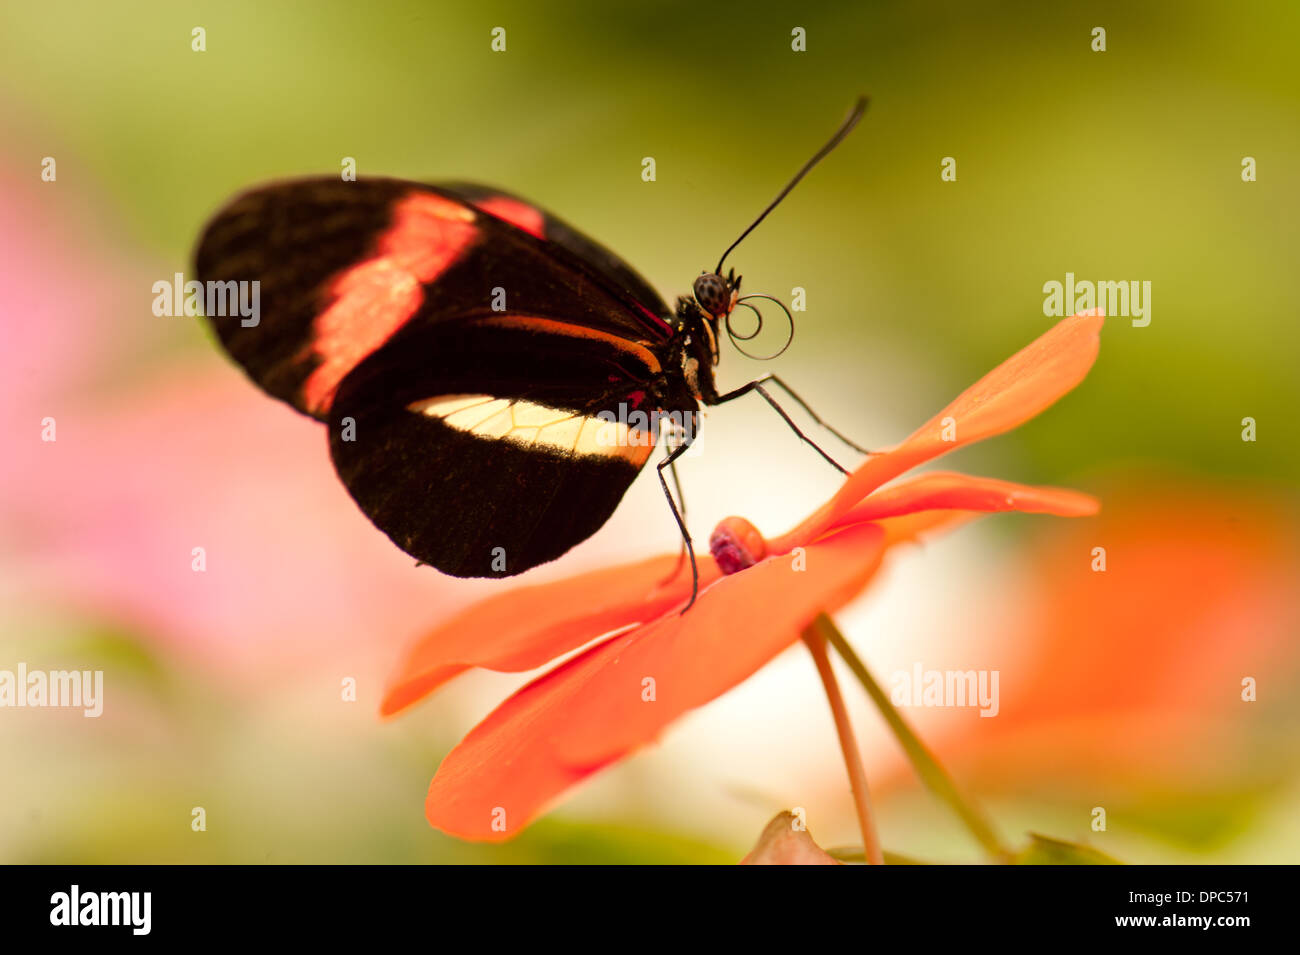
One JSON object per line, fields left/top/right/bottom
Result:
{"left": 715, "top": 96, "right": 869, "bottom": 276}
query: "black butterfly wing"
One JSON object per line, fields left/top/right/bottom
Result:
{"left": 193, "top": 178, "right": 687, "bottom": 576}
{"left": 439, "top": 180, "right": 672, "bottom": 328}
{"left": 327, "top": 315, "right": 668, "bottom": 576}
{"left": 193, "top": 177, "right": 675, "bottom": 420}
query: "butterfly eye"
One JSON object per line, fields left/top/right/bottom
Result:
{"left": 692, "top": 272, "right": 732, "bottom": 317}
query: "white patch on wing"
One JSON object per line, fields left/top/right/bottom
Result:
{"left": 408, "top": 394, "right": 654, "bottom": 465}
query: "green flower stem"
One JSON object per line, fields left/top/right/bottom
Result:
{"left": 811, "top": 612, "right": 1012, "bottom": 863}
{"left": 801, "top": 625, "right": 884, "bottom": 865}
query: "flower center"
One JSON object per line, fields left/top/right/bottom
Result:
{"left": 709, "top": 517, "right": 768, "bottom": 574}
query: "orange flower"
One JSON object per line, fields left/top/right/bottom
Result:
{"left": 947, "top": 479, "right": 1300, "bottom": 795}
{"left": 384, "top": 311, "right": 1105, "bottom": 841}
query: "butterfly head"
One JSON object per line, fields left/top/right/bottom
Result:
{"left": 692, "top": 268, "right": 741, "bottom": 319}
{"left": 688, "top": 266, "right": 796, "bottom": 364}
{"left": 685, "top": 97, "right": 868, "bottom": 369}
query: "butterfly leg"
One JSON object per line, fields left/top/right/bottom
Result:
{"left": 656, "top": 439, "right": 699, "bottom": 612}
{"left": 713, "top": 377, "right": 857, "bottom": 475}
{"left": 758, "top": 375, "right": 876, "bottom": 457}
{"left": 657, "top": 455, "right": 690, "bottom": 586}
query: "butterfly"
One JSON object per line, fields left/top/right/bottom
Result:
{"left": 194, "top": 97, "right": 869, "bottom": 608}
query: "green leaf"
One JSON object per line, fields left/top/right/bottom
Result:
{"left": 1013, "top": 833, "right": 1122, "bottom": 865}
{"left": 828, "top": 847, "right": 931, "bottom": 865}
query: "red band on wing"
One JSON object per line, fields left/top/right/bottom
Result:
{"left": 301, "top": 192, "right": 479, "bottom": 414}
{"left": 473, "top": 196, "right": 547, "bottom": 239}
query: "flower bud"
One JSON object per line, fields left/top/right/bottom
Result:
{"left": 709, "top": 516, "right": 768, "bottom": 574}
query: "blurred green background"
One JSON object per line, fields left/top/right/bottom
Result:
{"left": 2, "top": 0, "right": 1297, "bottom": 863}
{"left": 7, "top": 0, "right": 1298, "bottom": 483}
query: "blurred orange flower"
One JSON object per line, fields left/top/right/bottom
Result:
{"left": 384, "top": 311, "right": 1106, "bottom": 841}
{"left": 948, "top": 479, "right": 1300, "bottom": 808}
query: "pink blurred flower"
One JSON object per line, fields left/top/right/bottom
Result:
{"left": 1, "top": 159, "right": 464, "bottom": 677}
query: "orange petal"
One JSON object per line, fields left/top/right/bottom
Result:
{"left": 874, "top": 509, "right": 980, "bottom": 547}
{"left": 834, "top": 471, "right": 1099, "bottom": 527}
{"left": 772, "top": 310, "right": 1104, "bottom": 553}
{"left": 814, "top": 510, "right": 982, "bottom": 618}
{"left": 818, "top": 476, "right": 1098, "bottom": 614}
{"left": 381, "top": 554, "right": 721, "bottom": 717}
{"left": 424, "top": 522, "right": 887, "bottom": 840}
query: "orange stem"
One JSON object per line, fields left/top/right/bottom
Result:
{"left": 815, "top": 612, "right": 1010, "bottom": 862}
{"left": 802, "top": 623, "right": 884, "bottom": 865}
